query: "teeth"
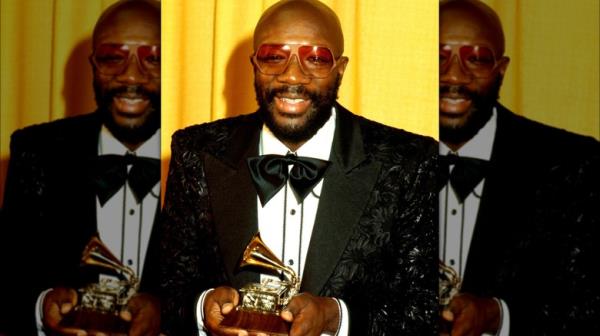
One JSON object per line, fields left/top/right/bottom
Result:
{"left": 442, "top": 97, "right": 466, "bottom": 102}
{"left": 118, "top": 97, "right": 144, "bottom": 103}
{"left": 281, "top": 98, "right": 305, "bottom": 104}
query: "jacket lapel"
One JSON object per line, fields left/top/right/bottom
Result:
{"left": 301, "top": 105, "right": 382, "bottom": 294}
{"left": 75, "top": 112, "right": 104, "bottom": 240}
{"left": 205, "top": 114, "right": 262, "bottom": 287}
{"left": 463, "top": 105, "right": 521, "bottom": 290}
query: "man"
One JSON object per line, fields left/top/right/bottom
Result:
{"left": 157, "top": 0, "right": 438, "bottom": 335}
{"left": 0, "top": 1, "right": 162, "bottom": 335}
{"left": 438, "top": 0, "right": 599, "bottom": 335}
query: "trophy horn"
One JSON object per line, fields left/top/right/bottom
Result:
{"left": 240, "top": 233, "right": 298, "bottom": 286}
{"left": 81, "top": 236, "right": 136, "bottom": 281}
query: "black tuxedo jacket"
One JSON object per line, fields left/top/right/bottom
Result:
{"left": 157, "top": 105, "right": 438, "bottom": 335}
{"left": 0, "top": 112, "right": 160, "bottom": 335}
{"left": 461, "top": 105, "right": 600, "bottom": 335}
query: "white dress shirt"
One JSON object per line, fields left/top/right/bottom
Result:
{"left": 196, "top": 108, "right": 349, "bottom": 336}
{"left": 96, "top": 125, "right": 161, "bottom": 278}
{"left": 36, "top": 126, "right": 160, "bottom": 335}
{"left": 439, "top": 108, "right": 510, "bottom": 336}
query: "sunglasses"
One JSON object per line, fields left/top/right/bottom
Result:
{"left": 440, "top": 44, "right": 502, "bottom": 78}
{"left": 91, "top": 43, "right": 160, "bottom": 78}
{"left": 252, "top": 44, "right": 340, "bottom": 79}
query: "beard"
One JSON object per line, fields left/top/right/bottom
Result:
{"left": 439, "top": 76, "right": 503, "bottom": 145}
{"left": 255, "top": 75, "right": 341, "bottom": 146}
{"left": 93, "top": 80, "right": 160, "bottom": 145}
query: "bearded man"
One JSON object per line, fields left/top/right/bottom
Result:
{"left": 157, "top": 0, "right": 438, "bottom": 335}
{"left": 0, "top": 1, "right": 162, "bottom": 335}
{"left": 438, "top": 1, "right": 599, "bottom": 335}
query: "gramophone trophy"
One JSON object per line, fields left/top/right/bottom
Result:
{"left": 60, "top": 236, "right": 140, "bottom": 334}
{"left": 439, "top": 260, "right": 462, "bottom": 334}
{"left": 220, "top": 233, "right": 300, "bottom": 335}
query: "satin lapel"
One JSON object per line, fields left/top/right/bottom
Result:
{"left": 205, "top": 116, "right": 262, "bottom": 287}
{"left": 77, "top": 112, "right": 104, "bottom": 239}
{"left": 301, "top": 106, "right": 381, "bottom": 294}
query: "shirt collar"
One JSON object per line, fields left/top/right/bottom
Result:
{"left": 260, "top": 107, "right": 336, "bottom": 161}
{"left": 98, "top": 125, "right": 160, "bottom": 159}
{"left": 440, "top": 106, "right": 497, "bottom": 161}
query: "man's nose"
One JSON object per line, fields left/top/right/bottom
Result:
{"left": 440, "top": 55, "right": 471, "bottom": 85}
{"left": 116, "top": 55, "right": 150, "bottom": 84}
{"left": 276, "top": 55, "right": 311, "bottom": 84}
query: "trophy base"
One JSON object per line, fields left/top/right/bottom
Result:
{"left": 60, "top": 309, "right": 129, "bottom": 335}
{"left": 221, "top": 308, "right": 290, "bottom": 336}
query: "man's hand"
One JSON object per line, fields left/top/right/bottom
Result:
{"left": 42, "top": 287, "right": 87, "bottom": 336}
{"left": 203, "top": 286, "right": 248, "bottom": 336}
{"left": 280, "top": 293, "right": 340, "bottom": 336}
{"left": 42, "top": 288, "right": 161, "bottom": 336}
{"left": 120, "top": 292, "right": 161, "bottom": 336}
{"left": 441, "top": 293, "right": 501, "bottom": 336}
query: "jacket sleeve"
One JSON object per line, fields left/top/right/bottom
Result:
{"left": 0, "top": 129, "right": 48, "bottom": 335}
{"left": 157, "top": 129, "right": 229, "bottom": 335}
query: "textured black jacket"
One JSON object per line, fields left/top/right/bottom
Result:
{"left": 157, "top": 105, "right": 439, "bottom": 335}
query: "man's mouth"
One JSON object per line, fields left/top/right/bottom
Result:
{"left": 274, "top": 95, "right": 311, "bottom": 114}
{"left": 113, "top": 94, "right": 150, "bottom": 115}
{"left": 440, "top": 92, "right": 473, "bottom": 115}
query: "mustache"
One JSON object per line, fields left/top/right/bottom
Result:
{"left": 266, "top": 85, "right": 318, "bottom": 102}
{"left": 439, "top": 85, "right": 476, "bottom": 99}
{"left": 105, "top": 85, "right": 153, "bottom": 99}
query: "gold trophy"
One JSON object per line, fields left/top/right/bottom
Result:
{"left": 221, "top": 233, "right": 300, "bottom": 335}
{"left": 439, "top": 260, "right": 462, "bottom": 334}
{"left": 60, "top": 236, "right": 140, "bottom": 334}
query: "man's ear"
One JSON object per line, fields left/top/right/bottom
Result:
{"left": 498, "top": 56, "right": 510, "bottom": 76}
{"left": 336, "top": 56, "right": 349, "bottom": 77}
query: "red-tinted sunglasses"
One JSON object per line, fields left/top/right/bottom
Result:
{"left": 91, "top": 43, "right": 160, "bottom": 78}
{"left": 252, "top": 44, "right": 340, "bottom": 79}
{"left": 440, "top": 44, "right": 502, "bottom": 78}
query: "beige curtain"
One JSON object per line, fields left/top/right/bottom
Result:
{"left": 483, "top": 0, "right": 599, "bottom": 139}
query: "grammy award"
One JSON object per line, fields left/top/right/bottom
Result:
{"left": 60, "top": 236, "right": 140, "bottom": 334}
{"left": 220, "top": 232, "right": 300, "bottom": 335}
{"left": 439, "top": 260, "right": 461, "bottom": 308}
{"left": 439, "top": 260, "right": 462, "bottom": 334}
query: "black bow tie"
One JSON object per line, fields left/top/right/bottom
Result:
{"left": 93, "top": 153, "right": 160, "bottom": 205}
{"left": 439, "top": 153, "right": 489, "bottom": 203}
{"left": 247, "top": 153, "right": 330, "bottom": 206}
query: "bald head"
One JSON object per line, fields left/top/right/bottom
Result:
{"left": 93, "top": 0, "right": 160, "bottom": 47}
{"left": 440, "top": 0, "right": 505, "bottom": 56}
{"left": 254, "top": 0, "right": 344, "bottom": 56}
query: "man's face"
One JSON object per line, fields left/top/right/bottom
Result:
{"left": 253, "top": 15, "right": 348, "bottom": 146}
{"left": 92, "top": 10, "right": 160, "bottom": 145}
{"left": 439, "top": 10, "right": 509, "bottom": 145}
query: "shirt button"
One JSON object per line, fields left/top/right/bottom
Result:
{"left": 449, "top": 259, "right": 455, "bottom": 266}
{"left": 451, "top": 209, "right": 457, "bottom": 215}
{"left": 129, "top": 209, "right": 135, "bottom": 215}
{"left": 127, "top": 259, "right": 133, "bottom": 266}
{"left": 288, "top": 259, "right": 294, "bottom": 266}
{"left": 290, "top": 209, "right": 296, "bottom": 215}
